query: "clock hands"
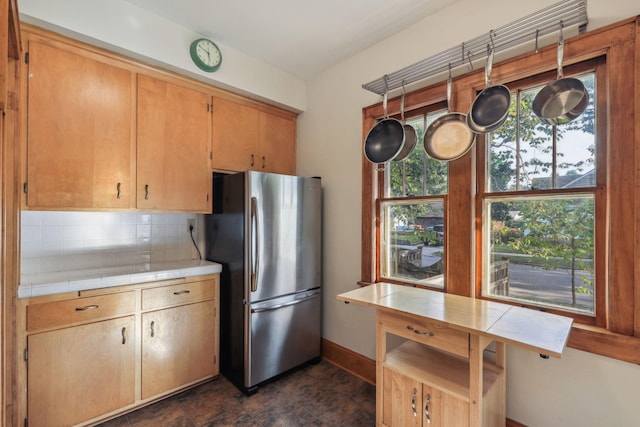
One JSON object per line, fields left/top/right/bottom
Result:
{"left": 197, "top": 45, "right": 211, "bottom": 63}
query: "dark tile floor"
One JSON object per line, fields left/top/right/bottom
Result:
{"left": 98, "top": 361, "right": 376, "bottom": 427}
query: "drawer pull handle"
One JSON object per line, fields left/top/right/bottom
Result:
{"left": 116, "top": 182, "right": 121, "bottom": 199}
{"left": 406, "top": 325, "right": 434, "bottom": 336}
{"left": 75, "top": 304, "right": 99, "bottom": 311}
{"left": 411, "top": 387, "right": 417, "bottom": 416}
{"left": 425, "top": 393, "right": 432, "bottom": 423}
{"left": 150, "top": 320, "right": 155, "bottom": 337}
{"left": 121, "top": 327, "right": 126, "bottom": 344}
{"left": 173, "top": 290, "right": 191, "bottom": 295}
{"left": 145, "top": 184, "right": 150, "bottom": 200}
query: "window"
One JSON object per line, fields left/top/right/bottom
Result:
{"left": 379, "top": 113, "right": 448, "bottom": 288}
{"left": 480, "top": 72, "right": 601, "bottom": 319}
{"left": 362, "top": 19, "right": 639, "bottom": 363}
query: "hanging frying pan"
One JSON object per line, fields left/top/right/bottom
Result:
{"left": 467, "top": 37, "right": 511, "bottom": 134}
{"left": 364, "top": 77, "right": 405, "bottom": 164}
{"left": 532, "top": 22, "right": 588, "bottom": 125}
{"left": 424, "top": 66, "right": 476, "bottom": 161}
{"left": 393, "top": 83, "right": 417, "bottom": 161}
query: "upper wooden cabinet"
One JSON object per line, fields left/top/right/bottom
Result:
{"left": 25, "top": 39, "right": 135, "bottom": 209}
{"left": 21, "top": 26, "right": 297, "bottom": 211}
{"left": 136, "top": 75, "right": 212, "bottom": 212}
{"left": 210, "top": 96, "right": 259, "bottom": 172}
{"left": 259, "top": 109, "right": 296, "bottom": 175}
{"left": 211, "top": 95, "right": 296, "bottom": 175}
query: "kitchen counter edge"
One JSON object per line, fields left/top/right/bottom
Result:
{"left": 18, "top": 260, "right": 222, "bottom": 298}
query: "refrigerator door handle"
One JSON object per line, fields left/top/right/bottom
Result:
{"left": 250, "top": 196, "right": 259, "bottom": 292}
{"left": 250, "top": 293, "right": 319, "bottom": 313}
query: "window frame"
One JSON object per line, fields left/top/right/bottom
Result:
{"left": 475, "top": 58, "right": 606, "bottom": 327}
{"left": 360, "top": 17, "right": 640, "bottom": 364}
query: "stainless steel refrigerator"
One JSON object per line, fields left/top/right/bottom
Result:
{"left": 205, "top": 171, "right": 322, "bottom": 394}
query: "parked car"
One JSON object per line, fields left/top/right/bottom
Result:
{"left": 427, "top": 224, "right": 444, "bottom": 238}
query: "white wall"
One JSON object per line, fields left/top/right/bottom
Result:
{"left": 296, "top": 0, "right": 640, "bottom": 426}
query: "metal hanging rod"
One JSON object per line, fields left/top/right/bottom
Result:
{"left": 362, "top": 0, "right": 588, "bottom": 95}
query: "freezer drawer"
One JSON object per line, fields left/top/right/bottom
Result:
{"left": 245, "top": 289, "right": 321, "bottom": 388}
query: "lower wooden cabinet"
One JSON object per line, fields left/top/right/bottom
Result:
{"left": 27, "top": 316, "right": 136, "bottom": 427}
{"left": 142, "top": 300, "right": 217, "bottom": 399}
{"left": 382, "top": 367, "right": 469, "bottom": 427}
{"left": 18, "top": 275, "right": 219, "bottom": 427}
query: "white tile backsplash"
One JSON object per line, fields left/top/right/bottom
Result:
{"left": 21, "top": 211, "right": 202, "bottom": 275}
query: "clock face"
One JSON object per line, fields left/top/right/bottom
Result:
{"left": 190, "top": 38, "right": 222, "bottom": 72}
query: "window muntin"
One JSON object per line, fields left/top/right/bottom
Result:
{"left": 482, "top": 72, "right": 597, "bottom": 315}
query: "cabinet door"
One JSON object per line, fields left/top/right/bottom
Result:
{"left": 27, "top": 316, "right": 135, "bottom": 427}
{"left": 26, "top": 40, "right": 134, "bottom": 209}
{"left": 137, "top": 75, "right": 211, "bottom": 212}
{"left": 259, "top": 111, "right": 296, "bottom": 175}
{"left": 382, "top": 367, "right": 422, "bottom": 427}
{"left": 422, "top": 384, "right": 469, "bottom": 427}
{"left": 141, "top": 300, "right": 217, "bottom": 399}
{"left": 211, "top": 96, "right": 259, "bottom": 171}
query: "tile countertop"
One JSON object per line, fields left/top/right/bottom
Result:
{"left": 337, "top": 283, "right": 573, "bottom": 358}
{"left": 18, "top": 260, "right": 222, "bottom": 298}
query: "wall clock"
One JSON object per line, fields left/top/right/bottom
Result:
{"left": 190, "top": 38, "right": 222, "bottom": 72}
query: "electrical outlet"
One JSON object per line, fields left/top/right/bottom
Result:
{"left": 187, "top": 218, "right": 195, "bottom": 233}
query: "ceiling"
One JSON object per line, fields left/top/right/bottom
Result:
{"left": 124, "top": 0, "right": 459, "bottom": 80}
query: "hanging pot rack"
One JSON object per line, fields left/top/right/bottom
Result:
{"left": 362, "top": 0, "right": 588, "bottom": 96}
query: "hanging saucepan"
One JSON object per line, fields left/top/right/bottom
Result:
{"left": 424, "top": 66, "right": 476, "bottom": 161}
{"left": 467, "top": 39, "right": 511, "bottom": 134}
{"left": 532, "top": 22, "right": 589, "bottom": 126}
{"left": 393, "top": 82, "right": 417, "bottom": 161}
{"left": 364, "top": 77, "right": 405, "bottom": 164}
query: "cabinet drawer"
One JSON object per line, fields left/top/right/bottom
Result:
{"left": 379, "top": 311, "right": 469, "bottom": 358}
{"left": 142, "top": 279, "right": 216, "bottom": 311}
{"left": 27, "top": 291, "right": 135, "bottom": 331}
